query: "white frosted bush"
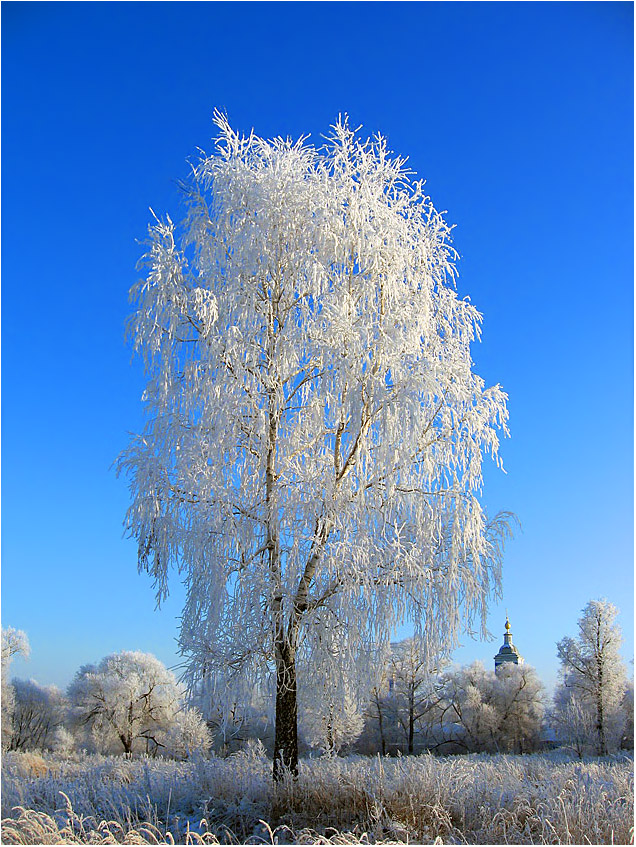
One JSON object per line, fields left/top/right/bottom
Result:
{"left": 161, "top": 707, "right": 212, "bottom": 760}
{"left": 50, "top": 727, "right": 75, "bottom": 757}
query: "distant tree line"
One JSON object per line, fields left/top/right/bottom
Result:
{"left": 1, "top": 599, "right": 632, "bottom": 760}
{"left": 1, "top": 637, "right": 211, "bottom": 759}
{"left": 357, "top": 600, "right": 632, "bottom": 758}
{"left": 358, "top": 652, "right": 547, "bottom": 756}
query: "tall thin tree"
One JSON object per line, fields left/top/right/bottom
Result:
{"left": 388, "top": 638, "right": 443, "bottom": 754}
{"left": 556, "top": 599, "right": 626, "bottom": 755}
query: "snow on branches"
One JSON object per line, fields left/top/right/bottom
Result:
{"left": 118, "top": 114, "right": 513, "bottom": 774}
{"left": 554, "top": 599, "right": 628, "bottom": 756}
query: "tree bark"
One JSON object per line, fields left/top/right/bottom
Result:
{"left": 372, "top": 691, "right": 386, "bottom": 756}
{"left": 596, "top": 690, "right": 607, "bottom": 756}
{"left": 378, "top": 707, "right": 386, "bottom": 757}
{"left": 120, "top": 733, "right": 133, "bottom": 757}
{"left": 326, "top": 704, "right": 335, "bottom": 756}
{"left": 273, "top": 641, "right": 298, "bottom": 780}
{"left": 596, "top": 626, "right": 607, "bottom": 756}
{"left": 408, "top": 689, "right": 415, "bottom": 754}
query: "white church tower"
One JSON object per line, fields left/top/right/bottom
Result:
{"left": 494, "top": 615, "right": 523, "bottom": 672}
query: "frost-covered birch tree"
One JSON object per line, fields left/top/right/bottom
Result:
{"left": 555, "top": 599, "right": 627, "bottom": 755}
{"left": 388, "top": 638, "right": 444, "bottom": 754}
{"left": 118, "top": 114, "right": 512, "bottom": 777}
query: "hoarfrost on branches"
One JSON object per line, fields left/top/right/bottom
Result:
{"left": 1, "top": 627, "right": 31, "bottom": 751}
{"left": 386, "top": 637, "right": 445, "bottom": 753}
{"left": 1, "top": 628, "right": 30, "bottom": 667}
{"left": 439, "top": 660, "right": 545, "bottom": 753}
{"left": 8, "top": 679, "right": 67, "bottom": 752}
{"left": 118, "top": 113, "right": 513, "bottom": 775}
{"left": 162, "top": 706, "right": 213, "bottom": 760}
{"left": 555, "top": 598, "right": 628, "bottom": 755}
{"left": 67, "top": 651, "right": 207, "bottom": 757}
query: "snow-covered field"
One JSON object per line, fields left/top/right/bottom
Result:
{"left": 1, "top": 746, "right": 633, "bottom": 844}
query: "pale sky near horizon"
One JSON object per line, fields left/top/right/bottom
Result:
{"left": 2, "top": 2, "right": 633, "bottom": 698}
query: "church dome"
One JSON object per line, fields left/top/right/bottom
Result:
{"left": 494, "top": 614, "right": 523, "bottom": 671}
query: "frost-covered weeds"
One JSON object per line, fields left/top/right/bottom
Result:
{"left": 2, "top": 747, "right": 633, "bottom": 844}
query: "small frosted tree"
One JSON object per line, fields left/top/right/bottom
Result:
{"left": 556, "top": 599, "right": 627, "bottom": 755}
{"left": 439, "top": 661, "right": 500, "bottom": 752}
{"left": 551, "top": 683, "right": 597, "bottom": 757}
{"left": 387, "top": 637, "right": 444, "bottom": 754}
{"left": 301, "top": 688, "right": 364, "bottom": 755}
{"left": 299, "top": 619, "right": 378, "bottom": 755}
{"left": 9, "top": 679, "right": 67, "bottom": 752}
{"left": 365, "top": 682, "right": 391, "bottom": 756}
{"left": 1, "top": 627, "right": 30, "bottom": 750}
{"left": 298, "top": 627, "right": 371, "bottom": 755}
{"left": 118, "top": 114, "right": 512, "bottom": 777}
{"left": 439, "top": 660, "right": 544, "bottom": 753}
{"left": 68, "top": 651, "right": 184, "bottom": 756}
{"left": 492, "top": 663, "right": 545, "bottom": 753}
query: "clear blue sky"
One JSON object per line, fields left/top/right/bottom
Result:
{"left": 2, "top": 2, "right": 633, "bottom": 696}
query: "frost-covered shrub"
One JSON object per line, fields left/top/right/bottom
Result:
{"left": 50, "top": 727, "right": 76, "bottom": 757}
{"left": 300, "top": 691, "right": 364, "bottom": 755}
{"left": 297, "top": 634, "right": 381, "bottom": 756}
{"left": 161, "top": 707, "right": 212, "bottom": 759}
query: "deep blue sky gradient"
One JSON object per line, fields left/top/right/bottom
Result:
{"left": 2, "top": 2, "right": 633, "bottom": 694}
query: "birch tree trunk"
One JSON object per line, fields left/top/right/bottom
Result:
{"left": 596, "top": 655, "right": 607, "bottom": 756}
{"left": 408, "top": 694, "right": 415, "bottom": 754}
{"left": 274, "top": 640, "right": 298, "bottom": 779}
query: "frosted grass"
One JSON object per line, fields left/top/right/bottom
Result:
{"left": 2, "top": 748, "right": 633, "bottom": 844}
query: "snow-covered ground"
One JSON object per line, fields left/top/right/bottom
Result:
{"left": 1, "top": 746, "right": 633, "bottom": 844}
